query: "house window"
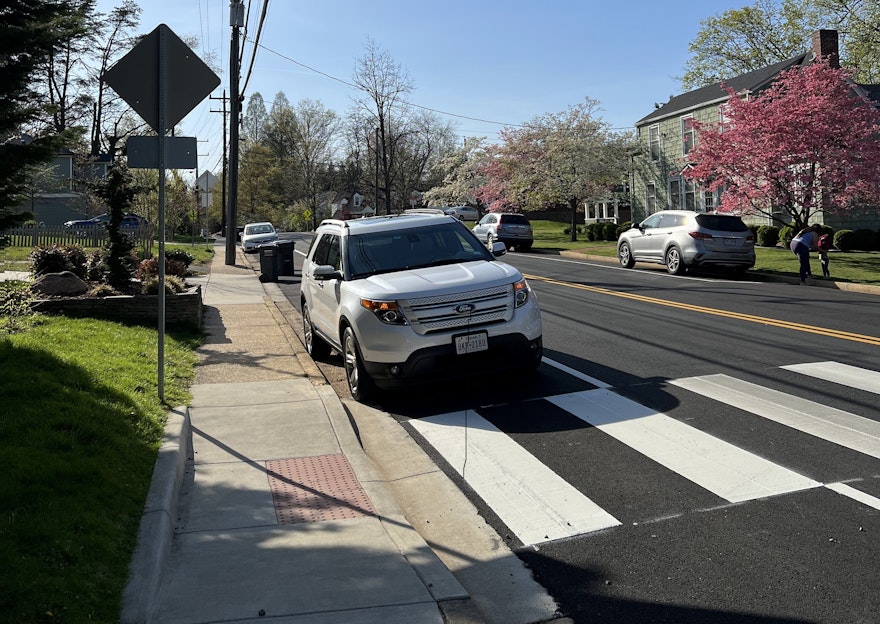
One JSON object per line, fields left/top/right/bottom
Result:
{"left": 719, "top": 104, "right": 731, "bottom": 131}
{"left": 685, "top": 178, "right": 696, "bottom": 210}
{"left": 645, "top": 183, "right": 656, "bottom": 213}
{"left": 669, "top": 178, "right": 682, "bottom": 209}
{"left": 703, "top": 189, "right": 715, "bottom": 211}
{"left": 649, "top": 125, "right": 660, "bottom": 161}
{"left": 682, "top": 115, "right": 695, "bottom": 155}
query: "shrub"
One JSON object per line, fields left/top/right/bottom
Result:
{"left": 0, "top": 281, "right": 35, "bottom": 334}
{"left": 88, "top": 283, "right": 119, "bottom": 297}
{"left": 165, "top": 248, "right": 194, "bottom": 267}
{"left": 585, "top": 223, "right": 597, "bottom": 241}
{"left": 603, "top": 222, "right": 619, "bottom": 241}
{"left": 756, "top": 225, "right": 780, "bottom": 247}
{"left": 616, "top": 221, "right": 633, "bottom": 239}
{"left": 141, "top": 275, "right": 186, "bottom": 294}
{"left": 778, "top": 225, "right": 796, "bottom": 246}
{"left": 135, "top": 257, "right": 188, "bottom": 280}
{"left": 29, "top": 244, "right": 89, "bottom": 277}
{"left": 834, "top": 229, "right": 855, "bottom": 251}
{"left": 852, "top": 228, "right": 877, "bottom": 251}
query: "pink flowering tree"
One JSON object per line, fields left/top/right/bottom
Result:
{"left": 685, "top": 62, "right": 880, "bottom": 230}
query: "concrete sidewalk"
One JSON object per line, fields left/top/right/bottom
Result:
{"left": 121, "top": 243, "right": 471, "bottom": 624}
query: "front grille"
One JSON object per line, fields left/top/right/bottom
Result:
{"left": 401, "top": 284, "right": 513, "bottom": 334}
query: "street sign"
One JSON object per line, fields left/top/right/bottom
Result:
{"left": 200, "top": 192, "right": 213, "bottom": 208}
{"left": 102, "top": 24, "right": 220, "bottom": 134}
{"left": 197, "top": 170, "right": 218, "bottom": 191}
{"left": 127, "top": 136, "right": 197, "bottom": 169}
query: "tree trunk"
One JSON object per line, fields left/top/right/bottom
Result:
{"left": 569, "top": 198, "right": 579, "bottom": 242}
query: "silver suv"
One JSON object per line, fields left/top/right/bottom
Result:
{"left": 617, "top": 210, "right": 755, "bottom": 276}
{"left": 472, "top": 213, "right": 533, "bottom": 251}
{"left": 301, "top": 213, "right": 543, "bottom": 401}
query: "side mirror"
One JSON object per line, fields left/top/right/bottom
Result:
{"left": 490, "top": 241, "right": 507, "bottom": 257}
{"left": 313, "top": 265, "right": 342, "bottom": 280}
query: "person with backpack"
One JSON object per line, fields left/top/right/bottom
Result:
{"left": 817, "top": 231, "right": 833, "bottom": 277}
{"left": 790, "top": 224, "right": 820, "bottom": 285}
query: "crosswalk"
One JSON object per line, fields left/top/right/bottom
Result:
{"left": 408, "top": 359, "right": 880, "bottom": 547}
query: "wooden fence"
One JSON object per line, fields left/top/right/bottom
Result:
{"left": 1, "top": 225, "right": 155, "bottom": 249}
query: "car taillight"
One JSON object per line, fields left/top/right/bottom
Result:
{"left": 688, "top": 231, "right": 713, "bottom": 240}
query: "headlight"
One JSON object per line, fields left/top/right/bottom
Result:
{"left": 514, "top": 278, "right": 531, "bottom": 308}
{"left": 361, "top": 299, "right": 408, "bottom": 325}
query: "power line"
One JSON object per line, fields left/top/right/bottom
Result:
{"left": 241, "top": 0, "right": 271, "bottom": 97}
{"left": 254, "top": 41, "right": 528, "bottom": 129}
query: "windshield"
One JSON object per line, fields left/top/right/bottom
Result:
{"left": 347, "top": 222, "right": 494, "bottom": 278}
{"left": 245, "top": 224, "right": 274, "bottom": 235}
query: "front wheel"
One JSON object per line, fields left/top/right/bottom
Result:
{"left": 665, "top": 246, "right": 686, "bottom": 275}
{"left": 618, "top": 242, "right": 636, "bottom": 268}
{"left": 343, "top": 326, "right": 375, "bottom": 402}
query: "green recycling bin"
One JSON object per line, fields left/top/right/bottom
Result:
{"left": 258, "top": 243, "right": 279, "bottom": 282}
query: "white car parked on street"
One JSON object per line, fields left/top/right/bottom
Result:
{"left": 240, "top": 222, "right": 278, "bottom": 252}
{"left": 300, "top": 212, "right": 543, "bottom": 401}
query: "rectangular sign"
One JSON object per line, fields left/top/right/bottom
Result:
{"left": 127, "top": 136, "right": 197, "bottom": 169}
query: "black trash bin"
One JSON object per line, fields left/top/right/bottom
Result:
{"left": 276, "top": 240, "right": 295, "bottom": 276}
{"left": 258, "top": 243, "right": 279, "bottom": 282}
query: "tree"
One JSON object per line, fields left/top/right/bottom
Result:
{"left": 817, "top": 0, "right": 880, "bottom": 82}
{"left": 685, "top": 62, "right": 880, "bottom": 229}
{"left": 423, "top": 137, "right": 490, "bottom": 208}
{"left": 0, "top": 0, "right": 86, "bottom": 226}
{"left": 477, "top": 99, "right": 632, "bottom": 241}
{"left": 352, "top": 37, "right": 414, "bottom": 214}
{"left": 242, "top": 92, "right": 269, "bottom": 144}
{"left": 682, "top": 0, "right": 830, "bottom": 89}
{"left": 290, "top": 99, "right": 338, "bottom": 229}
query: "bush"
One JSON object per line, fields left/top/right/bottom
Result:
{"left": 135, "top": 257, "right": 188, "bottom": 280}
{"left": 779, "top": 225, "right": 796, "bottom": 246}
{"left": 616, "top": 221, "right": 633, "bottom": 239}
{"left": 141, "top": 275, "right": 186, "bottom": 294}
{"left": 28, "top": 244, "right": 89, "bottom": 278}
{"left": 603, "top": 222, "right": 619, "bottom": 241}
{"left": 834, "top": 229, "right": 855, "bottom": 251}
{"left": 852, "top": 228, "right": 877, "bottom": 251}
{"left": 756, "top": 225, "right": 780, "bottom": 247}
{"left": 0, "top": 281, "right": 35, "bottom": 334}
{"left": 165, "top": 248, "right": 194, "bottom": 267}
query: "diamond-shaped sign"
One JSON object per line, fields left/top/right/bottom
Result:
{"left": 102, "top": 24, "right": 220, "bottom": 134}
{"left": 197, "top": 170, "right": 218, "bottom": 191}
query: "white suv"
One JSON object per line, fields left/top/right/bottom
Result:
{"left": 301, "top": 213, "right": 543, "bottom": 401}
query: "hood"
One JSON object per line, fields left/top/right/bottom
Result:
{"left": 355, "top": 261, "right": 521, "bottom": 299}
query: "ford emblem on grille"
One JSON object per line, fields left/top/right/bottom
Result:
{"left": 454, "top": 303, "right": 476, "bottom": 314}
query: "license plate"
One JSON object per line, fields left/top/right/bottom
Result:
{"left": 724, "top": 238, "right": 737, "bottom": 246}
{"left": 454, "top": 331, "right": 488, "bottom": 355}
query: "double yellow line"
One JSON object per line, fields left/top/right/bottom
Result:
{"left": 524, "top": 274, "right": 880, "bottom": 347}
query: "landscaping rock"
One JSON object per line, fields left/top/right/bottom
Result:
{"left": 31, "top": 271, "right": 89, "bottom": 296}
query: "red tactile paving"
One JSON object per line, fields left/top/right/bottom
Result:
{"left": 265, "top": 454, "right": 376, "bottom": 524}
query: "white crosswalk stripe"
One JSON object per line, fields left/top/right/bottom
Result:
{"left": 781, "top": 361, "right": 880, "bottom": 395}
{"left": 409, "top": 359, "right": 880, "bottom": 543}
{"left": 409, "top": 411, "right": 621, "bottom": 546}
{"left": 547, "top": 388, "right": 820, "bottom": 503}
{"left": 669, "top": 374, "right": 880, "bottom": 459}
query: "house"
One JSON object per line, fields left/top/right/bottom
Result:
{"left": 631, "top": 30, "right": 880, "bottom": 230}
{"left": 324, "top": 191, "right": 375, "bottom": 220}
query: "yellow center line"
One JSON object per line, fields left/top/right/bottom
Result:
{"left": 524, "top": 273, "right": 880, "bottom": 347}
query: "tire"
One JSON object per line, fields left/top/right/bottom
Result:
{"left": 618, "top": 242, "right": 636, "bottom": 268}
{"left": 302, "top": 303, "right": 331, "bottom": 360}
{"left": 517, "top": 242, "right": 532, "bottom": 252}
{"left": 343, "top": 326, "right": 375, "bottom": 402}
{"left": 486, "top": 232, "right": 495, "bottom": 247}
{"left": 665, "top": 246, "right": 686, "bottom": 275}
{"left": 730, "top": 266, "right": 748, "bottom": 279}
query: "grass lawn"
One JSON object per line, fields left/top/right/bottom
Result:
{"left": 0, "top": 314, "right": 200, "bottom": 623}
{"left": 528, "top": 220, "right": 880, "bottom": 285}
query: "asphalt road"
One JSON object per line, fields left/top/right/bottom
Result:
{"left": 276, "top": 238, "right": 880, "bottom": 624}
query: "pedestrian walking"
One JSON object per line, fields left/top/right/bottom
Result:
{"left": 817, "top": 231, "right": 833, "bottom": 277}
{"left": 790, "top": 224, "right": 820, "bottom": 285}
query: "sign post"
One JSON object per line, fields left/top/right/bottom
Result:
{"left": 103, "top": 24, "right": 219, "bottom": 401}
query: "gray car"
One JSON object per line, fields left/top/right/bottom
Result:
{"left": 472, "top": 212, "right": 533, "bottom": 251}
{"left": 617, "top": 210, "right": 755, "bottom": 276}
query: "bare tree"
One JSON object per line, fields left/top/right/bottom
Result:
{"left": 291, "top": 99, "right": 339, "bottom": 229}
{"left": 351, "top": 37, "right": 414, "bottom": 214}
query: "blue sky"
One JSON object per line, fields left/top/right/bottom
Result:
{"left": 97, "top": 0, "right": 755, "bottom": 176}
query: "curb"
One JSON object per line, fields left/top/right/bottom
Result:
{"left": 120, "top": 407, "right": 190, "bottom": 624}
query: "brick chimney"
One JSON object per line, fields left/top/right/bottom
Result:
{"left": 812, "top": 29, "right": 839, "bottom": 68}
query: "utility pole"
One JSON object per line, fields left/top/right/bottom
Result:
{"left": 226, "top": 0, "right": 244, "bottom": 265}
{"left": 210, "top": 90, "right": 228, "bottom": 244}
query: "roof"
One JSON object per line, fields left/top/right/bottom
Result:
{"left": 636, "top": 54, "right": 809, "bottom": 126}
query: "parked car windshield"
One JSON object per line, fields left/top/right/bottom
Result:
{"left": 245, "top": 224, "right": 275, "bottom": 235}
{"left": 500, "top": 214, "right": 530, "bottom": 225}
{"left": 696, "top": 214, "right": 749, "bottom": 232}
{"left": 346, "top": 222, "right": 493, "bottom": 278}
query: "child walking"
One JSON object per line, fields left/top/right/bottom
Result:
{"left": 817, "top": 231, "right": 832, "bottom": 277}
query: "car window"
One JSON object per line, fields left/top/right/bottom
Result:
{"left": 346, "top": 222, "right": 492, "bottom": 278}
{"left": 641, "top": 214, "right": 662, "bottom": 229}
{"left": 500, "top": 214, "right": 529, "bottom": 225}
{"left": 311, "top": 233, "right": 334, "bottom": 266}
{"left": 695, "top": 214, "right": 749, "bottom": 232}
